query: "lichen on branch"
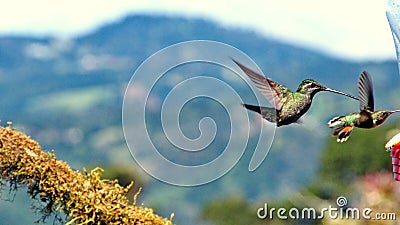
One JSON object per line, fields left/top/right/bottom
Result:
{"left": 0, "top": 124, "right": 174, "bottom": 225}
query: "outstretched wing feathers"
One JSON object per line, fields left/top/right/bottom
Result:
{"left": 233, "top": 60, "right": 288, "bottom": 110}
{"left": 358, "top": 71, "right": 374, "bottom": 111}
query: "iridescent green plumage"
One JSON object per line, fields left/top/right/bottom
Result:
{"left": 328, "top": 71, "right": 400, "bottom": 142}
{"left": 233, "top": 60, "right": 358, "bottom": 127}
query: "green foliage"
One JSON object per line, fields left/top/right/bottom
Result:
{"left": 201, "top": 196, "right": 264, "bottom": 225}
{"left": 315, "top": 123, "right": 396, "bottom": 195}
{"left": 201, "top": 123, "right": 400, "bottom": 225}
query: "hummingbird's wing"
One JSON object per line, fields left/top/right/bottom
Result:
{"left": 233, "top": 60, "right": 289, "bottom": 110}
{"left": 358, "top": 71, "right": 374, "bottom": 111}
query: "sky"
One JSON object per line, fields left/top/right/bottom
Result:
{"left": 0, "top": 0, "right": 398, "bottom": 61}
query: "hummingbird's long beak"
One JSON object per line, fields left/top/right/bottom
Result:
{"left": 324, "top": 88, "right": 359, "bottom": 100}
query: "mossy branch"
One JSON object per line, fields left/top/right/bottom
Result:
{"left": 0, "top": 124, "right": 174, "bottom": 224}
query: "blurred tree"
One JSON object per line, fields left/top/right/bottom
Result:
{"left": 307, "top": 123, "right": 400, "bottom": 225}
{"left": 311, "top": 124, "right": 396, "bottom": 196}
{"left": 201, "top": 196, "right": 265, "bottom": 225}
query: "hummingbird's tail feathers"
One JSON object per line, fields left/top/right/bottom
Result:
{"left": 390, "top": 109, "right": 400, "bottom": 113}
{"left": 328, "top": 116, "right": 353, "bottom": 142}
{"left": 294, "top": 118, "right": 304, "bottom": 125}
{"left": 333, "top": 126, "right": 354, "bottom": 143}
{"left": 242, "top": 103, "right": 261, "bottom": 114}
{"left": 242, "top": 104, "right": 277, "bottom": 123}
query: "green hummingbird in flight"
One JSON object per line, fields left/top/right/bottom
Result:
{"left": 233, "top": 60, "right": 358, "bottom": 127}
{"left": 328, "top": 71, "right": 400, "bottom": 142}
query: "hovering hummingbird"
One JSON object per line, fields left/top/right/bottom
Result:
{"left": 328, "top": 71, "right": 400, "bottom": 142}
{"left": 233, "top": 60, "right": 358, "bottom": 127}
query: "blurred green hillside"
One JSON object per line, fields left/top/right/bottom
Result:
{"left": 0, "top": 15, "right": 399, "bottom": 224}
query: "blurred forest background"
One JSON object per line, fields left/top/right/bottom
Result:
{"left": 0, "top": 15, "right": 399, "bottom": 224}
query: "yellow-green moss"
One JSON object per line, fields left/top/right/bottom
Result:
{"left": 0, "top": 125, "right": 174, "bottom": 225}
